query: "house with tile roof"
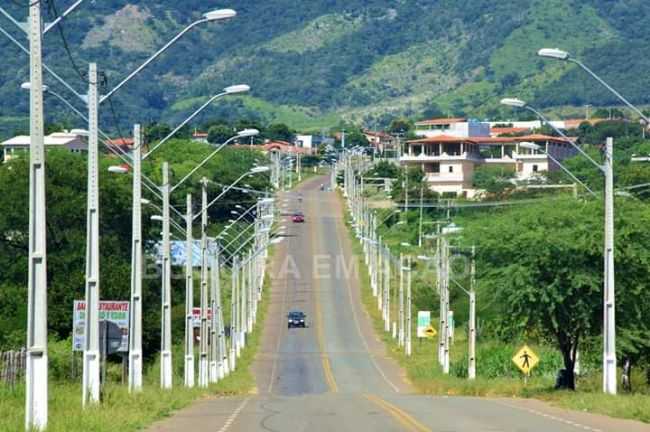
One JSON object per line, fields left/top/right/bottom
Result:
{"left": 2, "top": 131, "right": 87, "bottom": 162}
{"left": 401, "top": 134, "right": 578, "bottom": 197}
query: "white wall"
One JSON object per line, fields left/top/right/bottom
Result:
{"left": 295, "top": 135, "right": 313, "bottom": 149}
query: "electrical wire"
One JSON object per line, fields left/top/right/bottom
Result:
{"left": 46, "top": 0, "right": 87, "bottom": 83}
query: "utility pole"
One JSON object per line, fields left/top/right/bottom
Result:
{"left": 184, "top": 193, "right": 195, "bottom": 388}
{"left": 209, "top": 249, "right": 220, "bottom": 382}
{"left": 160, "top": 162, "right": 172, "bottom": 389}
{"left": 436, "top": 225, "right": 444, "bottom": 366}
{"left": 418, "top": 183, "right": 424, "bottom": 247}
{"left": 603, "top": 137, "right": 616, "bottom": 394}
{"left": 442, "top": 238, "right": 450, "bottom": 374}
{"left": 377, "top": 236, "right": 383, "bottom": 312}
{"left": 83, "top": 62, "right": 101, "bottom": 407}
{"left": 26, "top": 0, "right": 48, "bottom": 427}
{"left": 468, "top": 246, "right": 476, "bottom": 380}
{"left": 383, "top": 246, "right": 390, "bottom": 333}
{"left": 199, "top": 179, "right": 209, "bottom": 387}
{"left": 406, "top": 255, "right": 412, "bottom": 357}
{"left": 239, "top": 252, "right": 247, "bottom": 350}
{"left": 213, "top": 249, "right": 227, "bottom": 379}
{"left": 403, "top": 169, "right": 409, "bottom": 224}
{"left": 128, "top": 125, "right": 143, "bottom": 393}
{"left": 297, "top": 153, "right": 302, "bottom": 182}
{"left": 399, "top": 253, "right": 405, "bottom": 347}
{"left": 230, "top": 256, "right": 239, "bottom": 367}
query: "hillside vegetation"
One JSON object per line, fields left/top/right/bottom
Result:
{"left": 1, "top": 0, "right": 649, "bottom": 136}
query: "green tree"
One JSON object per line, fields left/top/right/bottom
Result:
{"left": 144, "top": 122, "right": 172, "bottom": 143}
{"left": 463, "top": 199, "right": 650, "bottom": 389}
{"left": 472, "top": 165, "right": 515, "bottom": 198}
{"left": 388, "top": 117, "right": 414, "bottom": 135}
{"left": 264, "top": 123, "right": 294, "bottom": 142}
{"left": 207, "top": 124, "right": 234, "bottom": 145}
{"left": 368, "top": 160, "right": 400, "bottom": 178}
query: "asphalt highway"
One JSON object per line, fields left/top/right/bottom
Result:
{"left": 149, "top": 175, "right": 650, "bottom": 432}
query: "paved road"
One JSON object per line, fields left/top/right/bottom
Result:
{"left": 149, "top": 175, "right": 650, "bottom": 432}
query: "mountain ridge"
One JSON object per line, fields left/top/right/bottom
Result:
{"left": 1, "top": 0, "right": 649, "bottom": 136}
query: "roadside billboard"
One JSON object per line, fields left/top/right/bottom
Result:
{"left": 417, "top": 311, "right": 431, "bottom": 338}
{"left": 72, "top": 300, "right": 129, "bottom": 352}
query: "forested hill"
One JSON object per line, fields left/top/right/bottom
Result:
{"left": 1, "top": 0, "right": 649, "bottom": 134}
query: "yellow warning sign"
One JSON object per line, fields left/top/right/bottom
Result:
{"left": 424, "top": 326, "right": 437, "bottom": 338}
{"left": 512, "top": 345, "right": 539, "bottom": 375}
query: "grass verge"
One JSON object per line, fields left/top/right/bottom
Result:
{"left": 339, "top": 192, "right": 650, "bottom": 424}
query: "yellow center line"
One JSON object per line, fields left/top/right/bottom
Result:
{"left": 309, "top": 186, "right": 338, "bottom": 393}
{"left": 364, "top": 394, "right": 431, "bottom": 432}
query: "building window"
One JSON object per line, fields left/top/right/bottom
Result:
{"left": 532, "top": 164, "right": 538, "bottom": 172}
{"left": 448, "top": 166, "right": 454, "bottom": 173}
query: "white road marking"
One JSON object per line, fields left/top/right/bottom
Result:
{"left": 216, "top": 397, "right": 252, "bottom": 432}
{"left": 492, "top": 399, "right": 603, "bottom": 432}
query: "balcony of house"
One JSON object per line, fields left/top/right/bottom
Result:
{"left": 476, "top": 140, "right": 519, "bottom": 165}
{"left": 401, "top": 136, "right": 482, "bottom": 163}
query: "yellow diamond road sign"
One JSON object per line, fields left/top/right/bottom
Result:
{"left": 512, "top": 345, "right": 539, "bottom": 375}
{"left": 424, "top": 326, "right": 437, "bottom": 338}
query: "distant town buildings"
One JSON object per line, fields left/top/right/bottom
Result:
{"left": 363, "top": 129, "right": 397, "bottom": 154}
{"left": 191, "top": 130, "right": 209, "bottom": 143}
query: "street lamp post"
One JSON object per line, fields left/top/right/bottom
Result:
{"left": 25, "top": 1, "right": 48, "bottom": 429}
{"left": 502, "top": 97, "right": 616, "bottom": 394}
{"left": 161, "top": 162, "right": 173, "bottom": 389}
{"left": 405, "top": 255, "right": 412, "bottom": 357}
{"left": 184, "top": 192, "right": 195, "bottom": 388}
{"left": 129, "top": 126, "right": 143, "bottom": 392}
{"left": 82, "top": 62, "right": 101, "bottom": 406}
{"left": 198, "top": 179, "right": 209, "bottom": 387}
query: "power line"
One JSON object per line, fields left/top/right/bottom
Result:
{"left": 46, "top": 0, "right": 87, "bottom": 83}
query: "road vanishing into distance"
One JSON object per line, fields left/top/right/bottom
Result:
{"left": 149, "top": 175, "right": 650, "bottom": 432}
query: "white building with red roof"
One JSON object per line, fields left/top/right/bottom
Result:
{"left": 402, "top": 133, "right": 578, "bottom": 197}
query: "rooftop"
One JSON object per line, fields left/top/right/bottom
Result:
{"left": 2, "top": 131, "right": 86, "bottom": 147}
{"left": 415, "top": 117, "right": 467, "bottom": 126}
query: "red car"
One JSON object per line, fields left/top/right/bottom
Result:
{"left": 292, "top": 212, "right": 305, "bottom": 223}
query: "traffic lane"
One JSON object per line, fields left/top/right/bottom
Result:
{"left": 314, "top": 185, "right": 413, "bottom": 395}
{"left": 255, "top": 177, "right": 330, "bottom": 397}
{"left": 227, "top": 394, "right": 407, "bottom": 432}
{"left": 314, "top": 214, "right": 397, "bottom": 395}
{"left": 376, "top": 394, "right": 650, "bottom": 432}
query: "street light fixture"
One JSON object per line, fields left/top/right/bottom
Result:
{"left": 537, "top": 48, "right": 569, "bottom": 60}
{"left": 107, "top": 165, "right": 129, "bottom": 174}
{"left": 203, "top": 9, "right": 237, "bottom": 21}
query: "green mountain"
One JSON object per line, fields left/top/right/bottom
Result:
{"left": 1, "top": 0, "right": 649, "bottom": 136}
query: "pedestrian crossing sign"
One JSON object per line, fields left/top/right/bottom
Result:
{"left": 512, "top": 345, "right": 539, "bottom": 375}
{"left": 424, "top": 326, "right": 437, "bottom": 338}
